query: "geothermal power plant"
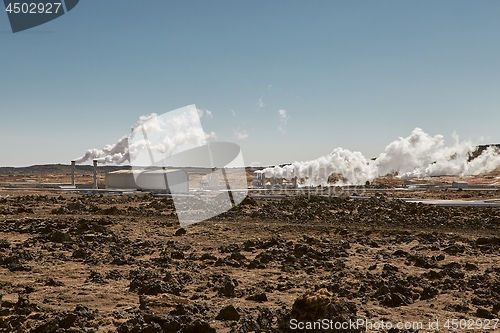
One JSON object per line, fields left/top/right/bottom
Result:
{"left": 1, "top": 142, "right": 500, "bottom": 331}
{"left": 1, "top": 152, "right": 499, "bottom": 209}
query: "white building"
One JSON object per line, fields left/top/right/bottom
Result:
{"left": 105, "top": 169, "right": 189, "bottom": 193}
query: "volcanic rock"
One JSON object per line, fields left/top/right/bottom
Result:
{"left": 246, "top": 293, "right": 268, "bottom": 302}
{"left": 215, "top": 305, "right": 240, "bottom": 321}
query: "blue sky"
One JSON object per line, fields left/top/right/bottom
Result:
{"left": 1, "top": 0, "right": 500, "bottom": 167}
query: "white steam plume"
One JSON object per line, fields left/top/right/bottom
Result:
{"left": 260, "top": 128, "right": 500, "bottom": 186}
{"left": 74, "top": 106, "right": 213, "bottom": 165}
{"left": 278, "top": 109, "right": 288, "bottom": 134}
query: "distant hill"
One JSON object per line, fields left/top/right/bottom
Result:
{"left": 0, "top": 164, "right": 244, "bottom": 176}
{"left": 0, "top": 164, "right": 131, "bottom": 175}
{"left": 2, "top": 145, "right": 499, "bottom": 175}
{"left": 469, "top": 144, "right": 500, "bottom": 161}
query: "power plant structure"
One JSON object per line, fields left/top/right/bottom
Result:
{"left": 0, "top": 159, "right": 498, "bottom": 208}
{"left": 93, "top": 160, "right": 98, "bottom": 189}
{"left": 252, "top": 170, "right": 297, "bottom": 189}
{"left": 71, "top": 160, "right": 76, "bottom": 187}
{"left": 105, "top": 169, "right": 189, "bottom": 193}
{"left": 67, "top": 159, "right": 100, "bottom": 190}
{"left": 59, "top": 162, "right": 193, "bottom": 193}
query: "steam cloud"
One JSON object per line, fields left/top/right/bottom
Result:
{"left": 278, "top": 109, "right": 288, "bottom": 134}
{"left": 74, "top": 106, "right": 213, "bottom": 165}
{"left": 260, "top": 128, "right": 500, "bottom": 186}
{"left": 76, "top": 114, "right": 500, "bottom": 185}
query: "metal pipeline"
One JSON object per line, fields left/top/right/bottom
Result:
{"left": 93, "top": 160, "right": 98, "bottom": 189}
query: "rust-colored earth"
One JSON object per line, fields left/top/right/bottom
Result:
{"left": 0, "top": 168, "right": 499, "bottom": 332}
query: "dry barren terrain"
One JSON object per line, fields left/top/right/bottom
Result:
{"left": 0, "top": 169, "right": 499, "bottom": 332}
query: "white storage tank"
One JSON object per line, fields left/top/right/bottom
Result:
{"left": 105, "top": 169, "right": 189, "bottom": 193}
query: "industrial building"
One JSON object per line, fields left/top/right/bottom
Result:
{"left": 252, "top": 170, "right": 297, "bottom": 189}
{"left": 105, "top": 169, "right": 189, "bottom": 193}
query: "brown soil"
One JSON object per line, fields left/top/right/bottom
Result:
{"left": 0, "top": 172, "right": 499, "bottom": 332}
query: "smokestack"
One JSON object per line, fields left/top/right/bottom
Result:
{"left": 71, "top": 161, "right": 76, "bottom": 187}
{"left": 93, "top": 160, "right": 98, "bottom": 189}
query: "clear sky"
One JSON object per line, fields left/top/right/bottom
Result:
{"left": 1, "top": 0, "right": 500, "bottom": 167}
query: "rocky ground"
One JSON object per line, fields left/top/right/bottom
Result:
{"left": 0, "top": 184, "right": 499, "bottom": 332}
